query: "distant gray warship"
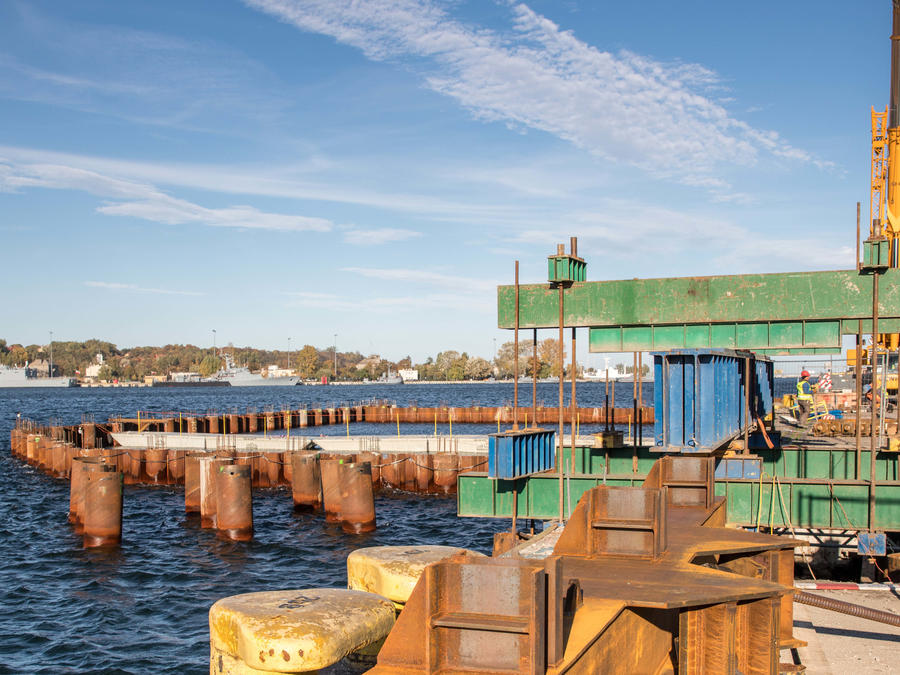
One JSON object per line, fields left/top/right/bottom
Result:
{"left": 205, "top": 353, "right": 300, "bottom": 386}
{"left": 0, "top": 364, "right": 76, "bottom": 388}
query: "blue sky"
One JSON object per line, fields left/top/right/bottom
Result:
{"left": 0, "top": 1, "right": 888, "bottom": 364}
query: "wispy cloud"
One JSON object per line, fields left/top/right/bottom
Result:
{"left": 244, "top": 0, "right": 830, "bottom": 194}
{"left": 0, "top": 6, "right": 287, "bottom": 130}
{"left": 342, "top": 266, "right": 499, "bottom": 294}
{"left": 85, "top": 281, "right": 206, "bottom": 296}
{"left": 284, "top": 289, "right": 492, "bottom": 312}
{"left": 342, "top": 227, "right": 422, "bottom": 245}
{"left": 513, "top": 200, "right": 854, "bottom": 273}
{"left": 0, "top": 157, "right": 333, "bottom": 232}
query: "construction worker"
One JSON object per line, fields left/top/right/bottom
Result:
{"left": 796, "top": 370, "right": 814, "bottom": 425}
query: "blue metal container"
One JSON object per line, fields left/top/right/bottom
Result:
{"left": 488, "top": 428, "right": 556, "bottom": 480}
{"left": 653, "top": 349, "right": 773, "bottom": 454}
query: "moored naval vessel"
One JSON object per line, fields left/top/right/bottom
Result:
{"left": 205, "top": 353, "right": 300, "bottom": 386}
{"left": 0, "top": 364, "right": 76, "bottom": 388}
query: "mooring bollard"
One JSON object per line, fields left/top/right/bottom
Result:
{"left": 216, "top": 464, "right": 253, "bottom": 541}
{"left": 185, "top": 454, "right": 202, "bottom": 514}
{"left": 70, "top": 457, "right": 116, "bottom": 531}
{"left": 339, "top": 462, "right": 376, "bottom": 534}
{"left": 320, "top": 458, "right": 344, "bottom": 522}
{"left": 83, "top": 471, "right": 123, "bottom": 548}
{"left": 291, "top": 453, "right": 321, "bottom": 512}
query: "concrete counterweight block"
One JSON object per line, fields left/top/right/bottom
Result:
{"left": 209, "top": 589, "right": 395, "bottom": 675}
{"left": 347, "top": 545, "right": 485, "bottom": 610}
{"left": 319, "top": 459, "right": 344, "bottom": 522}
{"left": 216, "top": 464, "right": 253, "bottom": 541}
{"left": 339, "top": 462, "right": 377, "bottom": 534}
{"left": 83, "top": 471, "right": 124, "bottom": 548}
{"left": 70, "top": 457, "right": 116, "bottom": 532}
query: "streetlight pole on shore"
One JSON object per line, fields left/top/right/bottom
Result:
{"left": 49, "top": 330, "right": 53, "bottom": 378}
{"left": 333, "top": 334, "right": 338, "bottom": 380}
{"left": 288, "top": 337, "right": 292, "bottom": 372}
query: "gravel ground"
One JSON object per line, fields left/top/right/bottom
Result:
{"left": 791, "top": 590, "right": 900, "bottom": 673}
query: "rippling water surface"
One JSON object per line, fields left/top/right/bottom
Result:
{"left": 0, "top": 379, "right": 795, "bottom": 673}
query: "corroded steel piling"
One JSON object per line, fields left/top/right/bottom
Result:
{"left": 339, "top": 461, "right": 376, "bottom": 534}
{"left": 167, "top": 449, "right": 185, "bottom": 484}
{"left": 185, "top": 454, "right": 201, "bottom": 513}
{"left": 81, "top": 423, "right": 96, "bottom": 449}
{"left": 246, "top": 413, "right": 258, "bottom": 434}
{"left": 432, "top": 454, "right": 459, "bottom": 493}
{"left": 83, "top": 471, "right": 123, "bottom": 548}
{"left": 358, "top": 451, "right": 380, "bottom": 486}
{"left": 265, "top": 452, "right": 281, "bottom": 486}
{"left": 128, "top": 449, "right": 143, "bottom": 483}
{"left": 290, "top": 453, "right": 321, "bottom": 512}
{"left": 319, "top": 459, "right": 344, "bottom": 522}
{"left": 200, "top": 456, "right": 230, "bottom": 528}
{"left": 69, "top": 457, "right": 116, "bottom": 530}
{"left": 415, "top": 454, "right": 433, "bottom": 493}
{"left": 144, "top": 447, "right": 167, "bottom": 483}
{"left": 216, "top": 464, "right": 253, "bottom": 541}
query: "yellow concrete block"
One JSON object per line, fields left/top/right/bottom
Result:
{"left": 888, "top": 437, "right": 900, "bottom": 453}
{"left": 209, "top": 588, "right": 395, "bottom": 674}
{"left": 347, "top": 545, "right": 484, "bottom": 607}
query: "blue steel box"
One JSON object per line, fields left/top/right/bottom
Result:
{"left": 653, "top": 349, "right": 773, "bottom": 454}
{"left": 714, "top": 456, "right": 762, "bottom": 480}
{"left": 488, "top": 428, "right": 556, "bottom": 480}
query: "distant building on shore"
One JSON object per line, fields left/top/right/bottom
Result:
{"left": 398, "top": 368, "right": 418, "bottom": 382}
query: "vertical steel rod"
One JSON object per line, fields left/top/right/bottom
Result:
{"left": 513, "top": 261, "right": 520, "bottom": 431}
{"left": 632, "top": 352, "right": 638, "bottom": 447}
{"left": 532, "top": 328, "right": 538, "bottom": 427}
{"left": 857, "top": 202, "right": 861, "bottom": 272}
{"left": 856, "top": 319, "right": 863, "bottom": 479}
{"left": 605, "top": 368, "right": 610, "bottom": 431}
{"left": 743, "top": 356, "right": 751, "bottom": 455}
{"left": 558, "top": 282, "right": 565, "bottom": 522}
{"left": 637, "top": 351, "right": 643, "bottom": 446}
{"left": 570, "top": 326, "right": 577, "bottom": 475}
{"left": 870, "top": 272, "right": 880, "bottom": 530}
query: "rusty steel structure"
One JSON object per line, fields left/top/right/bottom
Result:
{"left": 368, "top": 454, "right": 804, "bottom": 674}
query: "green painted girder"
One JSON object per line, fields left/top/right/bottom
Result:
{"left": 497, "top": 268, "right": 900, "bottom": 352}
{"left": 458, "top": 445, "right": 900, "bottom": 529}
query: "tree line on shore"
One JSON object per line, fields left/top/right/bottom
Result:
{"left": 0, "top": 337, "right": 639, "bottom": 382}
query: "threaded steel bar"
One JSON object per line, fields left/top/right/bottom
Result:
{"left": 794, "top": 591, "right": 900, "bottom": 627}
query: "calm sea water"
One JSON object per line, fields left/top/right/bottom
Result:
{"left": 0, "top": 379, "right": 794, "bottom": 674}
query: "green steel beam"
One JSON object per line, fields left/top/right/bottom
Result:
{"left": 497, "top": 268, "right": 900, "bottom": 352}
{"left": 458, "top": 445, "right": 900, "bottom": 528}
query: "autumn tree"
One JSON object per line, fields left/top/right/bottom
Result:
{"left": 295, "top": 345, "right": 321, "bottom": 378}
